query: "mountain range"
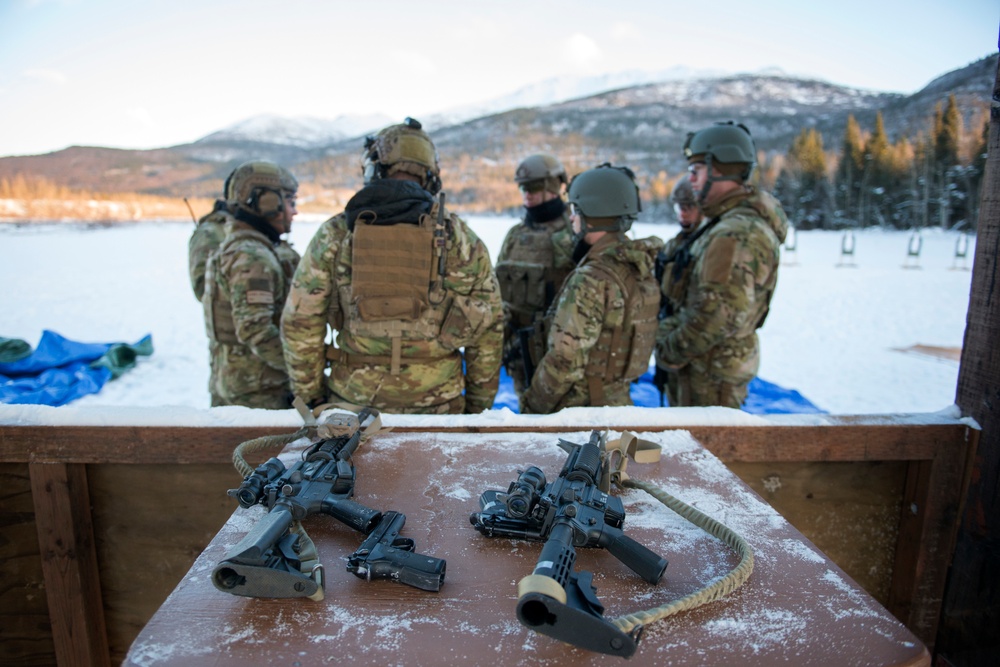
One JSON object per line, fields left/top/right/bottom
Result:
{"left": 0, "top": 54, "right": 994, "bottom": 209}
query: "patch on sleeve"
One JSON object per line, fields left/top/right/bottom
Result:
{"left": 246, "top": 278, "right": 275, "bottom": 305}
{"left": 701, "top": 237, "right": 737, "bottom": 285}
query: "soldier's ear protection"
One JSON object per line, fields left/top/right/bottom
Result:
{"left": 247, "top": 187, "right": 284, "bottom": 218}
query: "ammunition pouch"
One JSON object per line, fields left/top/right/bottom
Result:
{"left": 496, "top": 262, "right": 548, "bottom": 314}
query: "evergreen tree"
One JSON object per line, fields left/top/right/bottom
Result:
{"left": 777, "top": 127, "right": 832, "bottom": 228}
{"left": 835, "top": 114, "right": 866, "bottom": 225}
{"left": 935, "top": 94, "right": 963, "bottom": 170}
{"left": 932, "top": 95, "right": 965, "bottom": 229}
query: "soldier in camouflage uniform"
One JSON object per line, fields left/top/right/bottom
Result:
{"left": 281, "top": 118, "right": 503, "bottom": 414}
{"left": 496, "top": 153, "right": 577, "bottom": 397}
{"left": 202, "top": 160, "right": 301, "bottom": 409}
{"left": 655, "top": 121, "right": 788, "bottom": 408}
{"left": 189, "top": 172, "right": 237, "bottom": 405}
{"left": 521, "top": 164, "right": 662, "bottom": 414}
{"left": 188, "top": 171, "right": 237, "bottom": 301}
{"left": 653, "top": 178, "right": 704, "bottom": 406}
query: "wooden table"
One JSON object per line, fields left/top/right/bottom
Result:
{"left": 124, "top": 429, "right": 929, "bottom": 666}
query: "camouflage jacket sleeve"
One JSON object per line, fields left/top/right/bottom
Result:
{"left": 521, "top": 267, "right": 607, "bottom": 414}
{"left": 281, "top": 219, "right": 344, "bottom": 404}
{"left": 655, "top": 219, "right": 765, "bottom": 367}
{"left": 221, "top": 239, "right": 286, "bottom": 371}
{"left": 449, "top": 218, "right": 504, "bottom": 413}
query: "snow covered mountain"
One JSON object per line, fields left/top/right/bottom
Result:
{"left": 421, "top": 65, "right": 733, "bottom": 129}
{"left": 196, "top": 112, "right": 394, "bottom": 148}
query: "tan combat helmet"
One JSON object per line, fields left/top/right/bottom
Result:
{"left": 228, "top": 160, "right": 298, "bottom": 219}
{"left": 362, "top": 118, "right": 442, "bottom": 194}
{"left": 514, "top": 153, "right": 567, "bottom": 195}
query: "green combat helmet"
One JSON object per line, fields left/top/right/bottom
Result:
{"left": 567, "top": 163, "right": 641, "bottom": 236}
{"left": 683, "top": 121, "right": 756, "bottom": 204}
{"left": 362, "top": 117, "right": 442, "bottom": 195}
{"left": 514, "top": 153, "right": 567, "bottom": 195}
{"left": 228, "top": 160, "right": 298, "bottom": 219}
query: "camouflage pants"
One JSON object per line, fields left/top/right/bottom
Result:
{"left": 213, "top": 388, "right": 292, "bottom": 410}
{"left": 670, "top": 366, "right": 748, "bottom": 409}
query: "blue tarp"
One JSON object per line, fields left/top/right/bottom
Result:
{"left": 491, "top": 365, "right": 824, "bottom": 414}
{"left": 0, "top": 330, "right": 153, "bottom": 406}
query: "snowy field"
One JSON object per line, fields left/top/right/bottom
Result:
{"left": 0, "top": 216, "right": 975, "bottom": 415}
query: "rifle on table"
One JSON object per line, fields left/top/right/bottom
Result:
{"left": 212, "top": 408, "right": 446, "bottom": 600}
{"left": 470, "top": 430, "right": 668, "bottom": 657}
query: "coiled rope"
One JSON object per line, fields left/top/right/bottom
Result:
{"left": 611, "top": 477, "right": 755, "bottom": 633}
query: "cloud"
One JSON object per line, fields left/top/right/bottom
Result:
{"left": 611, "top": 21, "right": 643, "bottom": 42}
{"left": 23, "top": 68, "right": 68, "bottom": 85}
{"left": 564, "top": 33, "right": 603, "bottom": 68}
{"left": 125, "top": 107, "right": 156, "bottom": 128}
{"left": 386, "top": 50, "right": 438, "bottom": 76}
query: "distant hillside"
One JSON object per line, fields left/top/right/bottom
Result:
{"left": 0, "top": 54, "right": 994, "bottom": 218}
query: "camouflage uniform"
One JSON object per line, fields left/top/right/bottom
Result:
{"left": 656, "top": 186, "right": 788, "bottom": 407}
{"left": 281, "top": 181, "right": 503, "bottom": 414}
{"left": 495, "top": 207, "right": 576, "bottom": 395}
{"left": 203, "top": 220, "right": 300, "bottom": 408}
{"left": 521, "top": 233, "right": 662, "bottom": 414}
{"left": 654, "top": 227, "right": 692, "bottom": 407}
{"left": 189, "top": 200, "right": 233, "bottom": 301}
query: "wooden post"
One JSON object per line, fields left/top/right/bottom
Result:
{"left": 29, "top": 463, "right": 111, "bottom": 667}
{"left": 938, "top": 42, "right": 1000, "bottom": 665}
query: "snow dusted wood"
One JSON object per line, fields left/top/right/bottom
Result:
{"left": 29, "top": 463, "right": 110, "bottom": 667}
{"left": 944, "top": 40, "right": 1000, "bottom": 665}
{"left": 0, "top": 415, "right": 974, "bottom": 663}
{"left": 122, "top": 430, "right": 931, "bottom": 667}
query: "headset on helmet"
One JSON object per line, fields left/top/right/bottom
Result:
{"left": 567, "top": 163, "right": 641, "bottom": 235}
{"left": 227, "top": 160, "right": 297, "bottom": 219}
{"left": 362, "top": 117, "right": 442, "bottom": 195}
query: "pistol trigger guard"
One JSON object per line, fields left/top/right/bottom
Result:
{"left": 393, "top": 536, "right": 416, "bottom": 552}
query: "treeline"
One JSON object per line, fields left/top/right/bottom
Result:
{"left": 772, "top": 94, "right": 989, "bottom": 230}
{"left": 0, "top": 174, "right": 214, "bottom": 221}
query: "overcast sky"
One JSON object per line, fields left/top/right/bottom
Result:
{"left": 0, "top": 0, "right": 996, "bottom": 157}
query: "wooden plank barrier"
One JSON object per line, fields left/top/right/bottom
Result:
{"left": 0, "top": 414, "right": 976, "bottom": 665}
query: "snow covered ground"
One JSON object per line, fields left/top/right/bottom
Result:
{"left": 0, "top": 216, "right": 975, "bottom": 415}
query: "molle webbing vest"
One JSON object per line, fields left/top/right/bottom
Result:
{"left": 334, "top": 204, "right": 451, "bottom": 374}
{"left": 495, "top": 221, "right": 572, "bottom": 328}
{"left": 581, "top": 259, "right": 660, "bottom": 406}
{"left": 204, "top": 231, "right": 283, "bottom": 346}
